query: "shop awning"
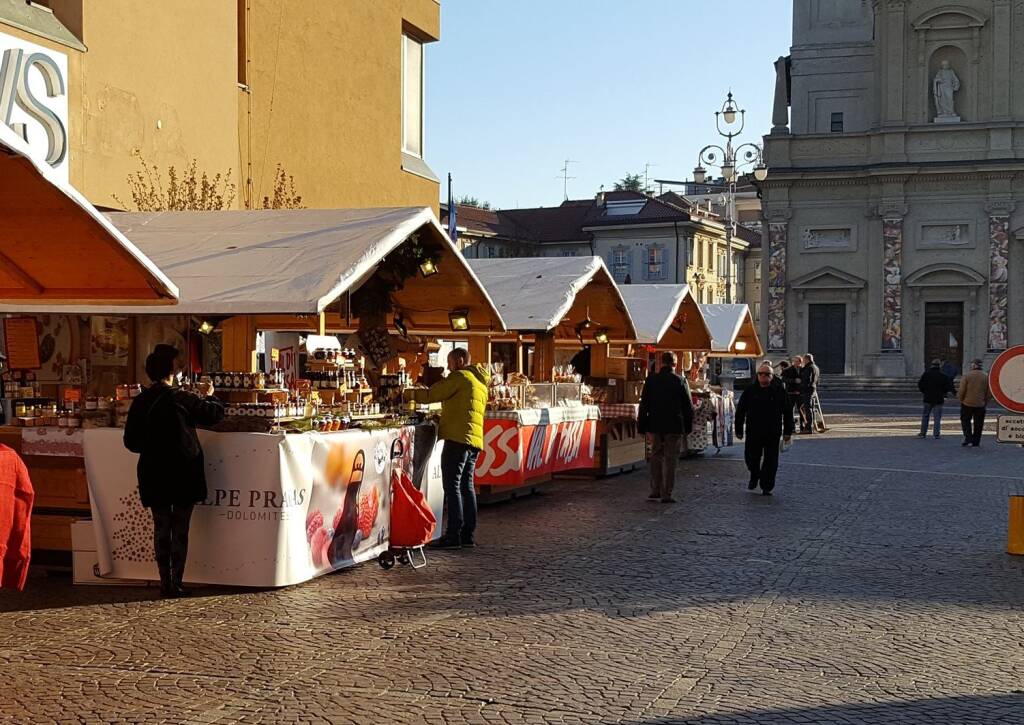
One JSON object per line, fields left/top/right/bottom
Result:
{"left": 0, "top": 206, "right": 505, "bottom": 330}
{"left": 616, "top": 284, "right": 713, "bottom": 350}
{"left": 466, "top": 257, "right": 636, "bottom": 340}
{"left": 0, "top": 124, "right": 178, "bottom": 304}
{"left": 699, "top": 303, "right": 764, "bottom": 357}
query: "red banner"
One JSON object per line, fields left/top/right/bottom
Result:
{"left": 475, "top": 417, "right": 596, "bottom": 486}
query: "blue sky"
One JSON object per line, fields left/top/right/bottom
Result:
{"left": 425, "top": 0, "right": 793, "bottom": 209}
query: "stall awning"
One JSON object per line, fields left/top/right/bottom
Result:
{"left": 616, "top": 284, "right": 713, "bottom": 350}
{"left": 0, "top": 124, "right": 178, "bottom": 304}
{"left": 466, "top": 257, "right": 636, "bottom": 341}
{"left": 0, "top": 206, "right": 504, "bottom": 330}
{"left": 699, "top": 303, "right": 764, "bottom": 357}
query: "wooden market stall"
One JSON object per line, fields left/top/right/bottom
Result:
{"left": 464, "top": 257, "right": 639, "bottom": 491}
{"left": 0, "top": 125, "right": 181, "bottom": 562}
{"left": 0, "top": 206, "right": 506, "bottom": 571}
{"left": 699, "top": 303, "right": 764, "bottom": 359}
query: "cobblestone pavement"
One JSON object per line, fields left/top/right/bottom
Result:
{"left": 2, "top": 402, "right": 1024, "bottom": 724}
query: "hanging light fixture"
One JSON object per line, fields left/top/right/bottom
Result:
{"left": 419, "top": 258, "right": 438, "bottom": 277}
{"left": 692, "top": 166, "right": 707, "bottom": 185}
{"left": 593, "top": 329, "right": 609, "bottom": 345}
{"left": 393, "top": 312, "right": 409, "bottom": 340}
{"left": 753, "top": 164, "right": 768, "bottom": 182}
{"left": 197, "top": 320, "right": 215, "bottom": 335}
{"left": 448, "top": 309, "right": 469, "bottom": 332}
{"left": 735, "top": 340, "right": 748, "bottom": 351}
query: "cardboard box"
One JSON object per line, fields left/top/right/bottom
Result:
{"left": 71, "top": 519, "right": 148, "bottom": 587}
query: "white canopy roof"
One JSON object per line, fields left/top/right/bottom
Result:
{"left": 0, "top": 207, "right": 500, "bottom": 322}
{"left": 617, "top": 284, "right": 699, "bottom": 344}
{"left": 0, "top": 123, "right": 178, "bottom": 304}
{"left": 699, "top": 303, "right": 763, "bottom": 356}
{"left": 467, "top": 256, "right": 635, "bottom": 337}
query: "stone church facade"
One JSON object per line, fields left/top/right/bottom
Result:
{"left": 761, "top": 0, "right": 1024, "bottom": 377}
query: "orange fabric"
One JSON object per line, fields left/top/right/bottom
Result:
{"left": 0, "top": 445, "right": 33, "bottom": 590}
{"left": 388, "top": 469, "right": 436, "bottom": 548}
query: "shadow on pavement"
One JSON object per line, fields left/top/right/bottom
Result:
{"left": 628, "top": 692, "right": 1024, "bottom": 725}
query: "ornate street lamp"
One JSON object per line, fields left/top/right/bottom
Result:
{"left": 692, "top": 91, "right": 767, "bottom": 304}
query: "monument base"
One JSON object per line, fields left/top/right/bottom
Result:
{"left": 933, "top": 115, "right": 961, "bottom": 124}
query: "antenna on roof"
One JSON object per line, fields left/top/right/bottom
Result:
{"left": 557, "top": 159, "right": 578, "bottom": 201}
{"left": 643, "top": 162, "right": 658, "bottom": 194}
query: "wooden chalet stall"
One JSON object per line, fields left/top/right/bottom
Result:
{"left": 465, "top": 257, "right": 639, "bottom": 491}
{"left": 0, "top": 206, "right": 506, "bottom": 579}
{"left": 699, "top": 304, "right": 764, "bottom": 359}
{"left": 0, "top": 125, "right": 179, "bottom": 560}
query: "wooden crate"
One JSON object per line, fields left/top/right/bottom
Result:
{"left": 31, "top": 513, "right": 77, "bottom": 551}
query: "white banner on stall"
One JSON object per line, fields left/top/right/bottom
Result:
{"left": 85, "top": 425, "right": 444, "bottom": 588}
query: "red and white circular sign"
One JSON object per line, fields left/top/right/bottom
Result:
{"left": 990, "top": 345, "right": 1024, "bottom": 413}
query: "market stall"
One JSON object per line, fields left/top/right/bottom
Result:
{"left": 613, "top": 284, "right": 715, "bottom": 470}
{"left": 0, "top": 206, "right": 507, "bottom": 585}
{"left": 465, "top": 257, "right": 637, "bottom": 491}
{"left": 0, "top": 124, "right": 180, "bottom": 562}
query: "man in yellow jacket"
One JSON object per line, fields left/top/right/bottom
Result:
{"left": 408, "top": 348, "right": 490, "bottom": 548}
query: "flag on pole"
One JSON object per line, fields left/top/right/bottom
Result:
{"left": 446, "top": 173, "right": 458, "bottom": 243}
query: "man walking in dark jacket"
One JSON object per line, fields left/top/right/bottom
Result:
{"left": 917, "top": 358, "right": 955, "bottom": 439}
{"left": 638, "top": 352, "right": 694, "bottom": 504}
{"left": 798, "top": 353, "right": 820, "bottom": 433}
{"left": 124, "top": 346, "right": 224, "bottom": 597}
{"left": 735, "top": 361, "right": 794, "bottom": 495}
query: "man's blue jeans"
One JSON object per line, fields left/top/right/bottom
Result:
{"left": 920, "top": 403, "right": 943, "bottom": 437}
{"left": 440, "top": 440, "right": 480, "bottom": 542}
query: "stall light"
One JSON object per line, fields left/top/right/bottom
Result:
{"left": 197, "top": 320, "right": 215, "bottom": 335}
{"left": 593, "top": 329, "right": 610, "bottom": 345}
{"left": 419, "top": 259, "right": 438, "bottom": 278}
{"left": 448, "top": 309, "right": 470, "bottom": 332}
{"left": 735, "top": 340, "right": 748, "bottom": 351}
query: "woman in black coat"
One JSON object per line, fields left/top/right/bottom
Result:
{"left": 123, "top": 347, "right": 223, "bottom": 597}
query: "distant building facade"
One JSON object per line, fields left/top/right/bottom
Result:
{"left": 445, "top": 191, "right": 760, "bottom": 306}
{"left": 763, "top": 0, "right": 1024, "bottom": 377}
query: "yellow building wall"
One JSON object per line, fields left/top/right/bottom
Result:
{"left": 240, "top": 0, "right": 440, "bottom": 212}
{"left": 47, "top": 0, "right": 240, "bottom": 209}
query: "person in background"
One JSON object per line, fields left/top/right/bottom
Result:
{"left": 638, "top": 351, "right": 694, "bottom": 504}
{"left": 958, "top": 358, "right": 991, "bottom": 447}
{"left": 123, "top": 346, "right": 224, "bottom": 598}
{"left": 780, "top": 359, "right": 802, "bottom": 421}
{"left": 408, "top": 348, "right": 490, "bottom": 549}
{"left": 941, "top": 359, "right": 958, "bottom": 383}
{"left": 569, "top": 346, "right": 592, "bottom": 377}
{"left": 798, "top": 353, "right": 820, "bottom": 433}
{"left": 917, "top": 358, "right": 955, "bottom": 439}
{"left": 735, "top": 361, "right": 794, "bottom": 496}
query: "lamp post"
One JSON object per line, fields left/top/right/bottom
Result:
{"left": 692, "top": 91, "right": 767, "bottom": 304}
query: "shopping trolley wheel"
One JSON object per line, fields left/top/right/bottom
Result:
{"left": 398, "top": 551, "right": 410, "bottom": 566}
{"left": 378, "top": 551, "right": 396, "bottom": 570}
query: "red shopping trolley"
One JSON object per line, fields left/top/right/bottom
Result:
{"left": 378, "top": 438, "right": 436, "bottom": 570}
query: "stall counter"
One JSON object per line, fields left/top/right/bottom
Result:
{"left": 475, "top": 405, "right": 600, "bottom": 492}
{"left": 595, "top": 403, "right": 645, "bottom": 476}
{"left": 84, "top": 424, "right": 444, "bottom": 588}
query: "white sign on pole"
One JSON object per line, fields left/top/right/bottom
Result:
{"left": 0, "top": 31, "right": 70, "bottom": 182}
{"left": 996, "top": 415, "right": 1024, "bottom": 444}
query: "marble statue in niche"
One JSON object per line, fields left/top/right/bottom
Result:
{"left": 933, "top": 61, "right": 960, "bottom": 123}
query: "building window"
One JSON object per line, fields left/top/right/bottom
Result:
{"left": 830, "top": 112, "right": 844, "bottom": 134}
{"left": 561, "top": 249, "right": 577, "bottom": 257}
{"left": 402, "top": 35, "right": 424, "bottom": 157}
{"left": 754, "top": 263, "right": 762, "bottom": 282}
{"left": 611, "top": 247, "right": 630, "bottom": 281}
{"left": 646, "top": 245, "right": 664, "bottom": 280}
{"left": 717, "top": 251, "right": 727, "bottom": 275}
{"left": 753, "top": 302, "right": 761, "bottom": 320}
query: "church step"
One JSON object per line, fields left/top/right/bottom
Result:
{"left": 819, "top": 377, "right": 921, "bottom": 393}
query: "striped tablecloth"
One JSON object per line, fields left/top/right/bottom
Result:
{"left": 597, "top": 403, "right": 640, "bottom": 420}
{"left": 485, "top": 405, "right": 601, "bottom": 427}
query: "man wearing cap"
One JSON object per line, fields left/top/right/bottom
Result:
{"left": 123, "top": 345, "right": 224, "bottom": 597}
{"left": 917, "top": 358, "right": 955, "bottom": 439}
{"left": 735, "top": 361, "right": 794, "bottom": 495}
{"left": 958, "top": 358, "right": 991, "bottom": 447}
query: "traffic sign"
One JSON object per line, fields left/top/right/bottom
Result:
{"left": 996, "top": 415, "right": 1024, "bottom": 444}
{"left": 990, "top": 345, "right": 1024, "bottom": 413}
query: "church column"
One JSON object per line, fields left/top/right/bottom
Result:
{"left": 985, "top": 201, "right": 1014, "bottom": 351}
{"left": 880, "top": 213, "right": 904, "bottom": 352}
{"left": 765, "top": 211, "right": 790, "bottom": 353}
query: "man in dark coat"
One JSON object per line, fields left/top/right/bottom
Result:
{"left": 798, "top": 353, "right": 820, "bottom": 433}
{"left": 917, "top": 358, "right": 955, "bottom": 439}
{"left": 124, "top": 347, "right": 223, "bottom": 597}
{"left": 638, "top": 351, "right": 694, "bottom": 504}
{"left": 735, "top": 361, "right": 794, "bottom": 495}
